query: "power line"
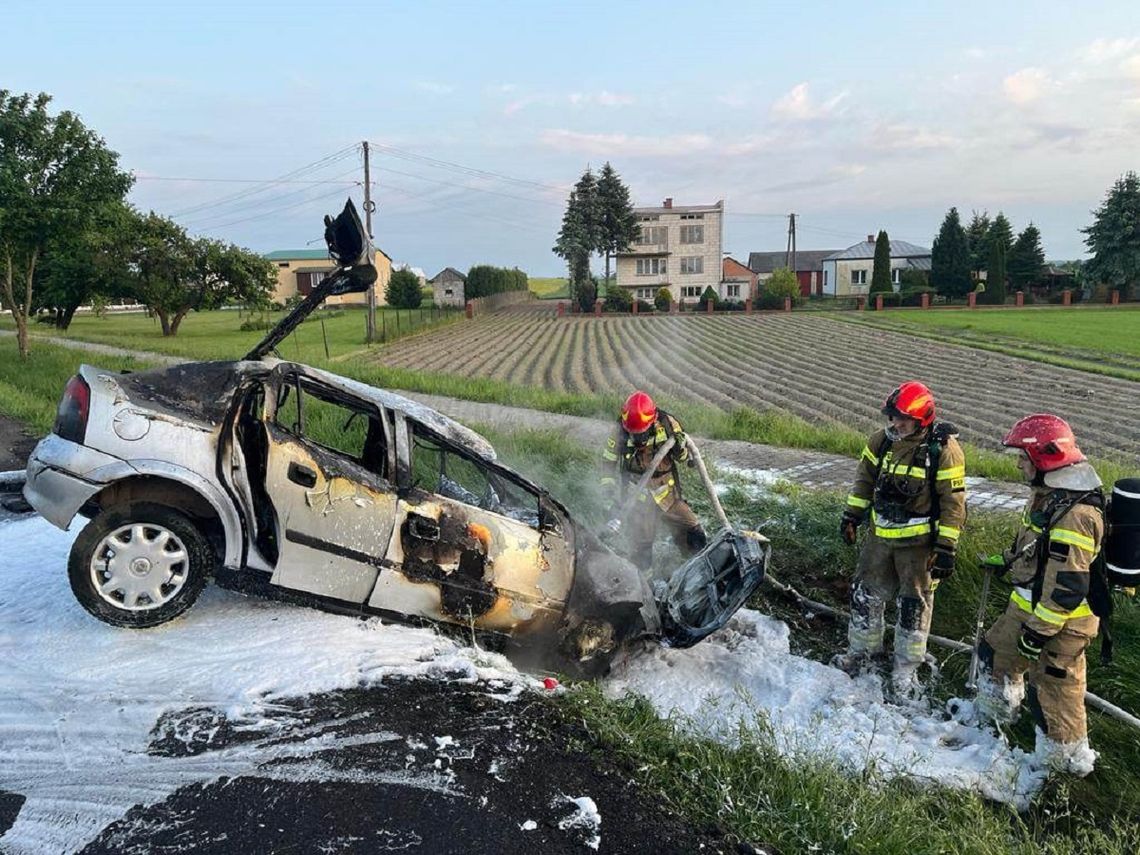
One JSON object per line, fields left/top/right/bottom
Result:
{"left": 168, "top": 145, "right": 359, "bottom": 218}
{"left": 134, "top": 175, "right": 359, "bottom": 186}
{"left": 180, "top": 166, "right": 361, "bottom": 228}
{"left": 368, "top": 141, "right": 565, "bottom": 194}
{"left": 188, "top": 185, "right": 354, "bottom": 233}
{"left": 375, "top": 164, "right": 563, "bottom": 208}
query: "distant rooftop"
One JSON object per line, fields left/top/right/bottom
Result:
{"left": 266, "top": 246, "right": 392, "bottom": 262}
{"left": 748, "top": 249, "right": 837, "bottom": 274}
{"left": 823, "top": 238, "right": 931, "bottom": 261}
{"left": 634, "top": 198, "right": 723, "bottom": 215}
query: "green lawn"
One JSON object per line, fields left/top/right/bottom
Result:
{"left": 0, "top": 305, "right": 463, "bottom": 364}
{"left": 528, "top": 277, "right": 569, "bottom": 299}
{"left": 847, "top": 306, "right": 1140, "bottom": 380}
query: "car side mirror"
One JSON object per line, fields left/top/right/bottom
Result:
{"left": 323, "top": 200, "right": 372, "bottom": 269}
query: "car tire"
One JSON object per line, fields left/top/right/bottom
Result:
{"left": 68, "top": 502, "right": 214, "bottom": 628}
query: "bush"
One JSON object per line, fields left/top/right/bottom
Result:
{"left": 900, "top": 286, "right": 935, "bottom": 306}
{"left": 466, "top": 265, "right": 528, "bottom": 298}
{"left": 697, "top": 286, "right": 718, "bottom": 310}
{"left": 718, "top": 299, "right": 746, "bottom": 312}
{"left": 635, "top": 299, "right": 654, "bottom": 313}
{"left": 756, "top": 292, "right": 786, "bottom": 310}
{"left": 602, "top": 285, "right": 632, "bottom": 313}
{"left": 763, "top": 267, "right": 801, "bottom": 307}
{"left": 654, "top": 287, "right": 672, "bottom": 312}
{"left": 387, "top": 269, "right": 423, "bottom": 309}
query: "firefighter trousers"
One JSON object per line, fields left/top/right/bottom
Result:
{"left": 980, "top": 601, "right": 1096, "bottom": 744}
{"left": 627, "top": 489, "right": 705, "bottom": 572}
{"left": 847, "top": 535, "right": 936, "bottom": 667}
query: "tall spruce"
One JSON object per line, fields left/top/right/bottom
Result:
{"left": 596, "top": 162, "right": 638, "bottom": 286}
{"left": 982, "top": 238, "right": 1007, "bottom": 304}
{"left": 965, "top": 210, "right": 991, "bottom": 276}
{"left": 1083, "top": 171, "right": 1140, "bottom": 299}
{"left": 1008, "top": 223, "right": 1045, "bottom": 291}
{"left": 989, "top": 212, "right": 1014, "bottom": 255}
{"left": 553, "top": 171, "right": 602, "bottom": 311}
{"left": 930, "top": 207, "right": 972, "bottom": 299}
{"left": 870, "top": 230, "right": 893, "bottom": 295}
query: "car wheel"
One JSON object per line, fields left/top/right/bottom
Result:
{"left": 68, "top": 502, "right": 214, "bottom": 628}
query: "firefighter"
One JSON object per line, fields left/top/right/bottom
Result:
{"left": 975, "top": 414, "right": 1103, "bottom": 775}
{"left": 602, "top": 391, "right": 707, "bottom": 572}
{"left": 835, "top": 381, "right": 968, "bottom": 698}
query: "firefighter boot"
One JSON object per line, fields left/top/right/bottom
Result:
{"left": 1032, "top": 729, "right": 1098, "bottom": 777}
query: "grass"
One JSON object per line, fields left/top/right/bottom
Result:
{"left": 0, "top": 304, "right": 464, "bottom": 364}
{"left": 841, "top": 306, "right": 1140, "bottom": 382}
{"left": 528, "top": 277, "right": 569, "bottom": 299}
{"left": 480, "top": 426, "right": 1140, "bottom": 853}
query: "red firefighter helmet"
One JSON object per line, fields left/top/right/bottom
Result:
{"left": 1002, "top": 414, "right": 1085, "bottom": 472}
{"left": 621, "top": 391, "right": 658, "bottom": 434}
{"left": 882, "top": 381, "right": 936, "bottom": 427}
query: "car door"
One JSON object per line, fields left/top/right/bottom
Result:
{"left": 262, "top": 368, "right": 398, "bottom": 604}
{"left": 366, "top": 413, "right": 573, "bottom": 639}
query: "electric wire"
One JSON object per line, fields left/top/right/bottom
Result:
{"left": 180, "top": 167, "right": 362, "bottom": 228}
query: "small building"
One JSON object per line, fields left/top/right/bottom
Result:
{"left": 429, "top": 267, "right": 467, "bottom": 307}
{"left": 820, "top": 236, "right": 931, "bottom": 298}
{"left": 266, "top": 248, "right": 392, "bottom": 307}
{"left": 615, "top": 198, "right": 725, "bottom": 304}
{"left": 747, "top": 250, "right": 838, "bottom": 298}
{"left": 721, "top": 257, "right": 758, "bottom": 302}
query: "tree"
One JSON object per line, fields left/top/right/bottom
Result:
{"left": 654, "top": 287, "right": 672, "bottom": 312}
{"left": 125, "top": 212, "right": 275, "bottom": 336}
{"left": 1083, "top": 171, "right": 1140, "bottom": 299}
{"left": 988, "top": 212, "right": 1014, "bottom": 255}
{"left": 697, "top": 285, "right": 718, "bottom": 310}
{"left": 870, "top": 229, "right": 893, "bottom": 294}
{"left": 930, "top": 207, "right": 971, "bottom": 299}
{"left": 0, "top": 90, "right": 133, "bottom": 357}
{"left": 761, "top": 267, "right": 800, "bottom": 309}
{"left": 596, "top": 162, "right": 638, "bottom": 286}
{"left": 965, "top": 210, "right": 991, "bottom": 276}
{"left": 982, "top": 238, "right": 1007, "bottom": 305}
{"left": 553, "top": 168, "right": 603, "bottom": 311}
{"left": 1008, "top": 223, "right": 1045, "bottom": 291}
{"left": 387, "top": 268, "right": 423, "bottom": 309}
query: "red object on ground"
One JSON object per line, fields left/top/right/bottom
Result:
{"left": 543, "top": 677, "right": 560, "bottom": 690}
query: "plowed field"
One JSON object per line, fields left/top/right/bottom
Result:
{"left": 375, "top": 310, "right": 1140, "bottom": 463}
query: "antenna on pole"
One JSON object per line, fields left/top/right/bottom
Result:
{"left": 363, "top": 140, "right": 376, "bottom": 343}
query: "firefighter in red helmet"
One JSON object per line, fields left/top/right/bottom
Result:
{"left": 834, "top": 381, "right": 968, "bottom": 699}
{"left": 601, "top": 391, "right": 707, "bottom": 572}
{"left": 974, "top": 414, "right": 1104, "bottom": 776}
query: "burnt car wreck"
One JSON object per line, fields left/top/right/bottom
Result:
{"left": 22, "top": 201, "right": 770, "bottom": 676}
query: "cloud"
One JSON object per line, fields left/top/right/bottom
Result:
{"left": 868, "top": 123, "right": 960, "bottom": 152}
{"left": 504, "top": 95, "right": 547, "bottom": 115}
{"left": 1124, "top": 54, "right": 1140, "bottom": 80}
{"left": 770, "top": 83, "right": 848, "bottom": 121}
{"left": 763, "top": 163, "right": 866, "bottom": 193}
{"left": 416, "top": 81, "right": 454, "bottom": 95}
{"left": 568, "top": 91, "right": 635, "bottom": 107}
{"left": 1002, "top": 67, "right": 1050, "bottom": 104}
{"left": 538, "top": 129, "right": 714, "bottom": 157}
{"left": 1077, "top": 37, "right": 1140, "bottom": 65}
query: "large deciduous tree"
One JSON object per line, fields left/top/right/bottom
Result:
{"left": 127, "top": 211, "right": 275, "bottom": 336}
{"left": 1083, "top": 171, "right": 1140, "bottom": 299}
{"left": 595, "top": 162, "right": 638, "bottom": 287}
{"left": 0, "top": 91, "right": 133, "bottom": 357}
{"left": 870, "top": 229, "right": 893, "bottom": 294}
{"left": 1008, "top": 223, "right": 1045, "bottom": 291}
{"left": 930, "top": 207, "right": 971, "bottom": 299}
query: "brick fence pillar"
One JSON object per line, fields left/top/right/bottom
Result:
{"left": 1111, "top": 289, "right": 1120, "bottom": 305}
{"left": 784, "top": 296, "right": 793, "bottom": 312}
{"left": 745, "top": 298, "right": 752, "bottom": 315}
{"left": 556, "top": 302, "right": 565, "bottom": 317}
{"left": 1015, "top": 290, "right": 1024, "bottom": 307}
{"left": 632, "top": 299, "right": 638, "bottom": 315}
{"left": 594, "top": 300, "right": 603, "bottom": 317}
{"left": 465, "top": 300, "right": 474, "bottom": 319}
{"left": 921, "top": 292, "right": 930, "bottom": 309}
{"left": 856, "top": 296, "right": 865, "bottom": 311}
{"left": 967, "top": 292, "right": 977, "bottom": 309}
{"left": 874, "top": 294, "right": 884, "bottom": 312}
{"left": 1062, "top": 289, "right": 1072, "bottom": 306}
{"left": 706, "top": 299, "right": 714, "bottom": 314}
{"left": 670, "top": 300, "right": 678, "bottom": 314}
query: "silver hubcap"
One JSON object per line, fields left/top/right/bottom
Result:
{"left": 90, "top": 523, "right": 189, "bottom": 611}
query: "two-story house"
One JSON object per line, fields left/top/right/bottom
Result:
{"left": 615, "top": 199, "right": 724, "bottom": 304}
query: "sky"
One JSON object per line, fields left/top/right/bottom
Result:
{"left": 4, "top": 0, "right": 1139, "bottom": 275}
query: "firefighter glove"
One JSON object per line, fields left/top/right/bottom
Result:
{"left": 839, "top": 513, "right": 859, "bottom": 546}
{"left": 928, "top": 547, "right": 956, "bottom": 580}
{"left": 1018, "top": 625, "right": 1047, "bottom": 662}
{"left": 979, "top": 553, "right": 1010, "bottom": 576}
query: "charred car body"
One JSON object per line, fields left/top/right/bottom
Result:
{"left": 22, "top": 202, "right": 769, "bottom": 675}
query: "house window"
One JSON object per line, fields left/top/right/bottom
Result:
{"left": 637, "top": 225, "right": 667, "bottom": 245}
{"left": 636, "top": 287, "right": 656, "bottom": 301}
{"left": 640, "top": 214, "right": 659, "bottom": 222}
{"left": 680, "top": 256, "right": 704, "bottom": 274}
{"left": 725, "top": 284, "right": 741, "bottom": 298}
{"left": 824, "top": 269, "right": 829, "bottom": 287}
{"left": 891, "top": 268, "right": 901, "bottom": 285}
{"left": 851, "top": 269, "right": 867, "bottom": 286}
{"left": 679, "top": 225, "right": 704, "bottom": 244}
{"left": 636, "top": 258, "right": 667, "bottom": 276}
{"left": 680, "top": 213, "right": 704, "bottom": 220}
{"left": 680, "top": 286, "right": 702, "bottom": 298}
{"left": 444, "top": 288, "right": 454, "bottom": 296}
{"left": 277, "top": 262, "right": 290, "bottom": 268}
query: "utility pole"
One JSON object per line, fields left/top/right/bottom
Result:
{"left": 363, "top": 140, "right": 376, "bottom": 343}
{"left": 785, "top": 212, "right": 797, "bottom": 274}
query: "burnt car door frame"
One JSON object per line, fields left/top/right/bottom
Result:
{"left": 259, "top": 363, "right": 399, "bottom": 605}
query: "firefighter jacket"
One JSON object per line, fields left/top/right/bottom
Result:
{"left": 844, "top": 426, "right": 967, "bottom": 551}
{"left": 600, "top": 414, "right": 689, "bottom": 507}
{"left": 1005, "top": 487, "right": 1103, "bottom": 639}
